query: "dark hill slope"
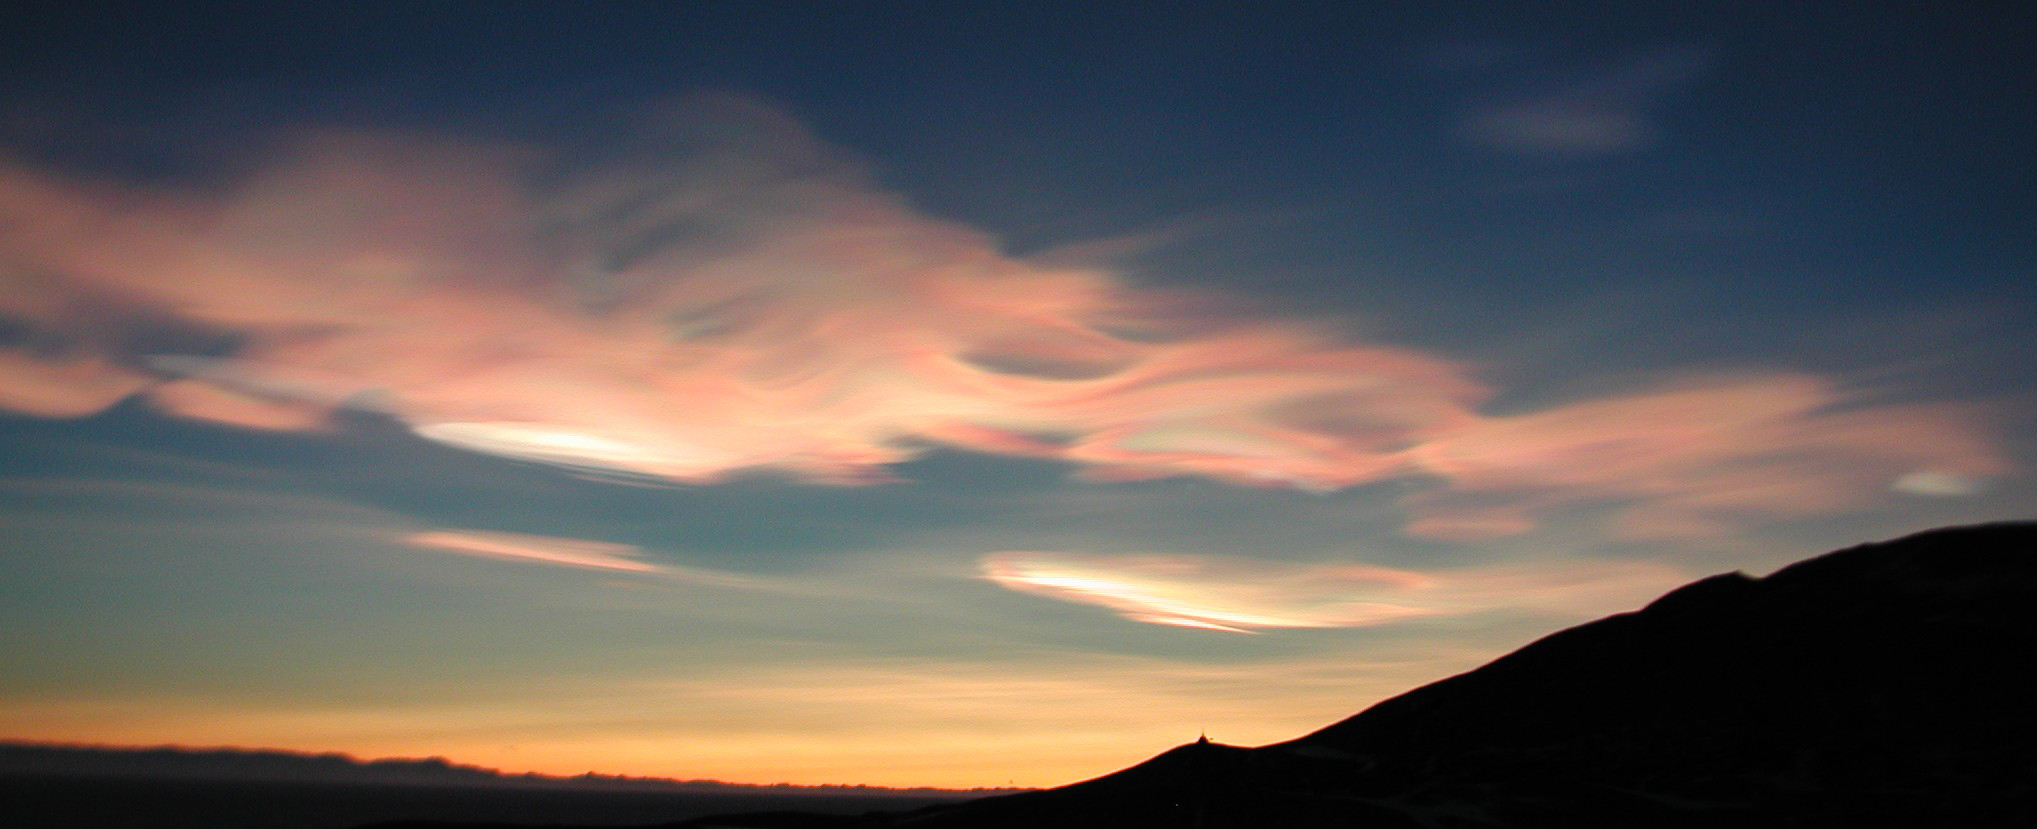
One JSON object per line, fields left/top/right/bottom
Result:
{"left": 868, "top": 522, "right": 2037, "bottom": 828}
{"left": 379, "top": 523, "right": 2037, "bottom": 828}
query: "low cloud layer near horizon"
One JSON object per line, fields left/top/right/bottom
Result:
{"left": 0, "top": 96, "right": 2004, "bottom": 543}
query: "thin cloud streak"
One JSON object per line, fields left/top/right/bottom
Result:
{"left": 981, "top": 551, "right": 1688, "bottom": 633}
{"left": 405, "top": 530, "right": 664, "bottom": 574}
{"left": 404, "top": 530, "right": 757, "bottom": 587}
{"left": 0, "top": 96, "right": 2007, "bottom": 539}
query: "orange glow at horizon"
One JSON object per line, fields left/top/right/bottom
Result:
{"left": 0, "top": 653, "right": 1489, "bottom": 789}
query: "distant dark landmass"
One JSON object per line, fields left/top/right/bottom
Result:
{"left": 644, "top": 522, "right": 2036, "bottom": 828}
{"left": 0, "top": 742, "right": 994, "bottom": 828}
{"left": 0, "top": 740, "right": 994, "bottom": 795}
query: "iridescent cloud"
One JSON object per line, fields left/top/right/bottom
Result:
{"left": 1404, "top": 374, "right": 2007, "bottom": 540}
{"left": 981, "top": 551, "right": 1688, "bottom": 633}
{"left": 0, "top": 96, "right": 2006, "bottom": 538}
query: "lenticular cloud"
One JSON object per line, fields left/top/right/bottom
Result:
{"left": 0, "top": 96, "right": 2006, "bottom": 538}
{"left": 980, "top": 551, "right": 1689, "bottom": 633}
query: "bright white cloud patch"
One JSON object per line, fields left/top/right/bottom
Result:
{"left": 981, "top": 551, "right": 1689, "bottom": 633}
{"left": 0, "top": 95, "right": 2008, "bottom": 539}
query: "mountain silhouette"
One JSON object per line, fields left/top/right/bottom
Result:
{"left": 375, "top": 523, "right": 2037, "bottom": 828}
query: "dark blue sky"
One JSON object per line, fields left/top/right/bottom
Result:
{"left": 7, "top": 4, "right": 2029, "bottom": 334}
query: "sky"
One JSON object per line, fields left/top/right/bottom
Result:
{"left": 1, "top": 2, "right": 2032, "bottom": 789}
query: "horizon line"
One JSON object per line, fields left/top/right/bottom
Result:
{"left": 0, "top": 738, "right": 1031, "bottom": 794}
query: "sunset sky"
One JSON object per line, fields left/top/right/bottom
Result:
{"left": 2, "top": 3, "right": 2031, "bottom": 788}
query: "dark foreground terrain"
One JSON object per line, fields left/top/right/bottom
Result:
{"left": 622, "top": 522, "right": 2036, "bottom": 828}
{"left": 11, "top": 523, "right": 2032, "bottom": 828}
{"left": 1, "top": 775, "right": 973, "bottom": 829}
{"left": 0, "top": 746, "right": 974, "bottom": 829}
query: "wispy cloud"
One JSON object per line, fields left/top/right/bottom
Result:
{"left": 1460, "top": 47, "right": 1711, "bottom": 154}
{"left": 981, "top": 551, "right": 1687, "bottom": 633}
{"left": 0, "top": 95, "right": 2005, "bottom": 539}
{"left": 1405, "top": 374, "right": 2006, "bottom": 540}
{"left": 0, "top": 101, "right": 1478, "bottom": 490}
{"left": 405, "top": 530, "right": 663, "bottom": 574}
{"left": 404, "top": 529, "right": 755, "bottom": 586}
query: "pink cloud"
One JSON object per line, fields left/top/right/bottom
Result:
{"left": 0, "top": 97, "right": 2009, "bottom": 539}
{"left": 0, "top": 352, "right": 152, "bottom": 418}
{"left": 981, "top": 551, "right": 1688, "bottom": 633}
{"left": 1407, "top": 375, "right": 2009, "bottom": 540}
